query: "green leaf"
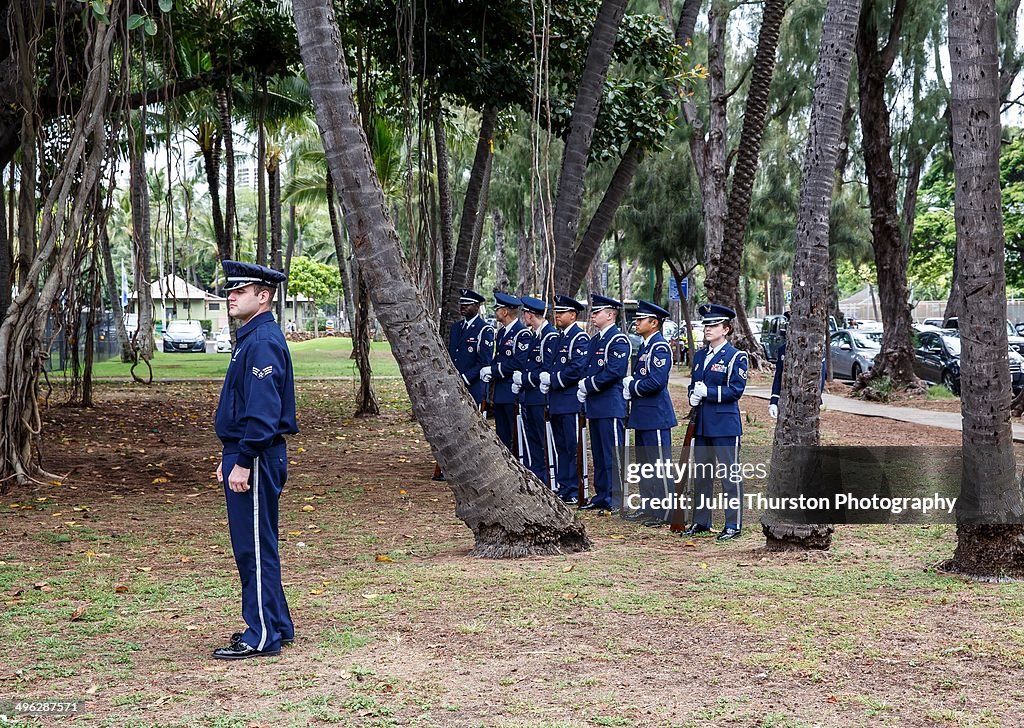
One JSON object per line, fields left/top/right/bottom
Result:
{"left": 158, "top": 0, "right": 173, "bottom": 12}
{"left": 127, "top": 13, "right": 146, "bottom": 30}
{"left": 91, "top": 0, "right": 104, "bottom": 13}
{"left": 143, "top": 17, "right": 157, "bottom": 35}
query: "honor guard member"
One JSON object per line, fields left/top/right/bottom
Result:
{"left": 516, "top": 296, "right": 560, "bottom": 483}
{"left": 449, "top": 289, "right": 495, "bottom": 408}
{"left": 685, "top": 303, "right": 748, "bottom": 541}
{"left": 577, "top": 294, "right": 631, "bottom": 512}
{"left": 622, "top": 300, "right": 678, "bottom": 526}
{"left": 213, "top": 260, "right": 298, "bottom": 659}
{"left": 542, "top": 295, "right": 591, "bottom": 503}
{"left": 479, "top": 292, "right": 531, "bottom": 454}
{"left": 768, "top": 311, "right": 826, "bottom": 420}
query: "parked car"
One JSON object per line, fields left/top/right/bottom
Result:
{"left": 760, "top": 315, "right": 788, "bottom": 363}
{"left": 923, "top": 317, "right": 1024, "bottom": 357}
{"left": 830, "top": 329, "right": 882, "bottom": 380}
{"left": 215, "top": 325, "right": 232, "bottom": 353}
{"left": 162, "top": 320, "right": 206, "bottom": 354}
{"left": 626, "top": 319, "right": 678, "bottom": 358}
{"left": 1016, "top": 321, "right": 1024, "bottom": 337}
{"left": 913, "top": 329, "right": 1024, "bottom": 395}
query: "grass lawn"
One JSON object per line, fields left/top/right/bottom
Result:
{"left": 63, "top": 337, "right": 401, "bottom": 380}
{"left": 1, "top": 378, "right": 1022, "bottom": 726}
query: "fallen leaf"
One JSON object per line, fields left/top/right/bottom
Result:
{"left": 684, "top": 540, "right": 697, "bottom": 547}
{"left": 33, "top": 581, "right": 49, "bottom": 590}
{"left": 70, "top": 604, "right": 87, "bottom": 621}
{"left": 138, "top": 566, "right": 152, "bottom": 572}
{"left": 374, "top": 554, "right": 394, "bottom": 563}
{"left": 699, "top": 562, "right": 709, "bottom": 569}
{"left": 85, "top": 685, "right": 99, "bottom": 695}
{"left": 562, "top": 593, "right": 577, "bottom": 600}
{"left": 562, "top": 564, "right": 575, "bottom": 573}
{"left": 301, "top": 505, "right": 315, "bottom": 512}
{"left": 609, "top": 534, "right": 625, "bottom": 540}
{"left": 114, "top": 583, "right": 129, "bottom": 594}
{"left": 152, "top": 477, "right": 169, "bottom": 484}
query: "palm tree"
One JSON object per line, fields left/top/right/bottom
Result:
{"left": 761, "top": 0, "right": 861, "bottom": 551}
{"left": 293, "top": 0, "right": 590, "bottom": 557}
{"left": 942, "top": 0, "right": 1024, "bottom": 578}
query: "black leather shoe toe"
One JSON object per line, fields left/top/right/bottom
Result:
{"left": 213, "top": 641, "right": 281, "bottom": 660}
{"left": 716, "top": 527, "right": 741, "bottom": 541}
{"left": 681, "top": 524, "right": 712, "bottom": 537}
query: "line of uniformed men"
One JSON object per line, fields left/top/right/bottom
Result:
{"left": 446, "top": 288, "right": 747, "bottom": 538}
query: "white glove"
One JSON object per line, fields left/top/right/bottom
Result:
{"left": 480, "top": 366, "right": 492, "bottom": 383}
{"left": 577, "top": 389, "right": 587, "bottom": 403}
{"left": 511, "top": 382, "right": 522, "bottom": 394}
{"left": 689, "top": 393, "right": 702, "bottom": 407}
{"left": 768, "top": 403, "right": 778, "bottom": 419}
{"left": 513, "top": 371, "right": 523, "bottom": 386}
{"left": 622, "top": 376, "right": 635, "bottom": 389}
{"left": 539, "top": 372, "right": 551, "bottom": 386}
{"left": 693, "top": 381, "right": 708, "bottom": 399}
{"left": 622, "top": 385, "right": 632, "bottom": 401}
{"left": 577, "top": 380, "right": 588, "bottom": 395}
{"left": 539, "top": 382, "right": 550, "bottom": 395}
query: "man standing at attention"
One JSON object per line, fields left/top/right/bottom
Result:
{"left": 516, "top": 296, "right": 560, "bottom": 485}
{"left": 577, "top": 294, "right": 631, "bottom": 513}
{"left": 480, "top": 292, "right": 531, "bottom": 455}
{"left": 213, "top": 260, "right": 298, "bottom": 659}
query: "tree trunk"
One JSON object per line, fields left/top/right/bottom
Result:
{"left": 761, "top": 0, "right": 860, "bottom": 551}
{"left": 128, "top": 116, "right": 154, "bottom": 360}
{"left": 467, "top": 146, "right": 494, "bottom": 289}
{"left": 696, "top": 1, "right": 729, "bottom": 278}
{"left": 294, "top": 0, "right": 590, "bottom": 557}
{"left": 567, "top": 142, "right": 640, "bottom": 294}
{"left": 434, "top": 113, "right": 455, "bottom": 320}
{"left": 517, "top": 218, "right": 530, "bottom": 293}
{"left": 327, "top": 172, "right": 357, "bottom": 335}
{"left": 82, "top": 247, "right": 101, "bottom": 408}
{"left": 493, "top": 209, "right": 508, "bottom": 291}
{"left": 709, "top": 0, "right": 786, "bottom": 308}
{"left": 216, "top": 87, "right": 235, "bottom": 259}
{"left": 353, "top": 267, "right": 380, "bottom": 416}
{"left": 98, "top": 210, "right": 131, "bottom": 362}
{"left": 855, "top": 0, "right": 919, "bottom": 389}
{"left": 552, "top": 0, "right": 630, "bottom": 293}
{"left": 0, "top": 164, "right": 10, "bottom": 320}
{"left": 942, "top": 0, "right": 1024, "bottom": 578}
{"left": 440, "top": 106, "right": 497, "bottom": 340}
{"left": 769, "top": 269, "right": 785, "bottom": 314}
{"left": 256, "top": 77, "right": 268, "bottom": 266}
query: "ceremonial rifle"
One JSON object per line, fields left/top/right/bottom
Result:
{"left": 670, "top": 407, "right": 698, "bottom": 532}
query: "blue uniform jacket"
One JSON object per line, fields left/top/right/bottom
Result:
{"left": 549, "top": 324, "right": 591, "bottom": 416}
{"left": 522, "top": 322, "right": 560, "bottom": 406}
{"left": 448, "top": 315, "right": 495, "bottom": 404}
{"left": 688, "top": 341, "right": 747, "bottom": 437}
{"left": 492, "top": 320, "right": 532, "bottom": 405}
{"left": 770, "top": 341, "right": 826, "bottom": 405}
{"left": 580, "top": 325, "right": 631, "bottom": 419}
{"left": 215, "top": 311, "right": 298, "bottom": 468}
{"left": 627, "top": 331, "right": 678, "bottom": 431}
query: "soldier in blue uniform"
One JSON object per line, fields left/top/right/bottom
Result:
{"left": 448, "top": 288, "right": 495, "bottom": 408}
{"left": 480, "top": 292, "right": 532, "bottom": 456}
{"left": 684, "top": 303, "right": 748, "bottom": 541}
{"left": 577, "top": 294, "right": 631, "bottom": 512}
{"left": 213, "top": 261, "right": 299, "bottom": 659}
{"left": 516, "top": 296, "right": 560, "bottom": 485}
{"left": 540, "top": 295, "right": 591, "bottom": 503}
{"left": 623, "top": 300, "right": 678, "bottom": 526}
{"left": 768, "top": 312, "right": 826, "bottom": 420}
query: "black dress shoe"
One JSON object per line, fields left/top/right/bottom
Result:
{"left": 579, "top": 501, "right": 606, "bottom": 511}
{"left": 560, "top": 496, "right": 579, "bottom": 505}
{"left": 231, "top": 631, "right": 293, "bottom": 647}
{"left": 431, "top": 473, "right": 446, "bottom": 482}
{"left": 213, "top": 640, "right": 281, "bottom": 660}
{"left": 716, "top": 527, "right": 741, "bottom": 541}
{"left": 681, "top": 524, "right": 712, "bottom": 537}
{"left": 642, "top": 519, "right": 666, "bottom": 528}
{"left": 621, "top": 510, "right": 644, "bottom": 521}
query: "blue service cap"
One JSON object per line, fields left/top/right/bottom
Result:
{"left": 459, "top": 288, "right": 485, "bottom": 305}
{"left": 222, "top": 260, "right": 287, "bottom": 291}
{"left": 553, "top": 294, "right": 585, "bottom": 313}
{"left": 520, "top": 296, "right": 548, "bottom": 316}
{"left": 590, "top": 294, "right": 622, "bottom": 312}
{"left": 698, "top": 303, "right": 736, "bottom": 324}
{"left": 493, "top": 291, "right": 522, "bottom": 309}
{"left": 635, "top": 299, "right": 670, "bottom": 319}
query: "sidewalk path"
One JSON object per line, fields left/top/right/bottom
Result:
{"left": 743, "top": 385, "right": 1024, "bottom": 443}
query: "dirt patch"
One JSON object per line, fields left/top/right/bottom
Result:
{"left": 0, "top": 380, "right": 1021, "bottom": 727}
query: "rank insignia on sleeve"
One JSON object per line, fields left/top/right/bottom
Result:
{"left": 739, "top": 368, "right": 748, "bottom": 380}
{"left": 654, "top": 357, "right": 666, "bottom": 368}
{"left": 518, "top": 342, "right": 529, "bottom": 351}
{"left": 252, "top": 365, "right": 273, "bottom": 379}
{"left": 613, "top": 350, "right": 626, "bottom": 358}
